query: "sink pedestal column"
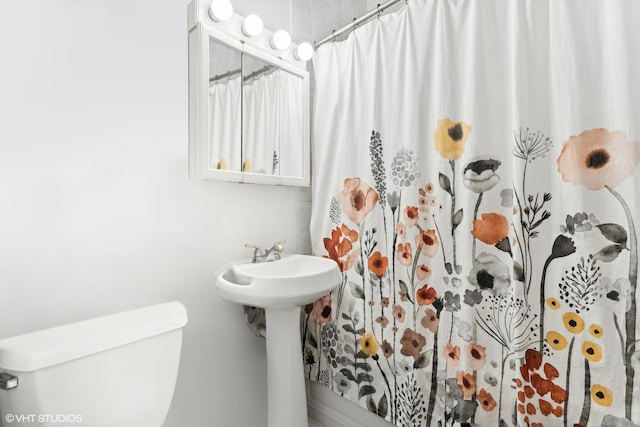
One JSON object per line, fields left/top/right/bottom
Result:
{"left": 264, "top": 307, "right": 308, "bottom": 427}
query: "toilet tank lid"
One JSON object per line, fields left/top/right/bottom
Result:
{"left": 0, "top": 301, "right": 188, "bottom": 372}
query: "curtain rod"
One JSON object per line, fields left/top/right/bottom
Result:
{"left": 209, "top": 68, "right": 241, "bottom": 83}
{"left": 314, "top": 0, "right": 405, "bottom": 49}
{"left": 243, "top": 65, "right": 276, "bottom": 82}
{"left": 209, "top": 65, "right": 276, "bottom": 84}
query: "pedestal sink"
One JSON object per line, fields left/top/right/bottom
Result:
{"left": 215, "top": 254, "right": 340, "bottom": 427}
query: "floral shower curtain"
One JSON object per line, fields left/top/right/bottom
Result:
{"left": 305, "top": 1, "right": 640, "bottom": 426}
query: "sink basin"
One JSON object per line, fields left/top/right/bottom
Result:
{"left": 215, "top": 254, "right": 341, "bottom": 309}
{"left": 214, "top": 254, "right": 340, "bottom": 427}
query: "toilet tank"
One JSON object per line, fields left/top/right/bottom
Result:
{"left": 0, "top": 301, "right": 188, "bottom": 427}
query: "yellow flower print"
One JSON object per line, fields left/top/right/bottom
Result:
{"left": 589, "top": 324, "right": 603, "bottom": 339}
{"left": 360, "top": 333, "right": 379, "bottom": 356}
{"left": 591, "top": 384, "right": 613, "bottom": 407}
{"left": 562, "top": 312, "right": 585, "bottom": 334}
{"left": 546, "top": 331, "right": 568, "bottom": 350}
{"left": 582, "top": 341, "right": 603, "bottom": 363}
{"left": 434, "top": 119, "right": 471, "bottom": 160}
{"left": 215, "top": 158, "right": 228, "bottom": 170}
{"left": 546, "top": 297, "right": 561, "bottom": 310}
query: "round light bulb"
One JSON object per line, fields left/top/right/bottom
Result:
{"left": 294, "top": 42, "right": 314, "bottom": 61}
{"left": 242, "top": 14, "right": 264, "bottom": 37}
{"left": 270, "top": 30, "right": 291, "bottom": 50}
{"left": 208, "top": 0, "right": 233, "bottom": 22}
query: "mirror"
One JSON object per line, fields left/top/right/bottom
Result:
{"left": 208, "top": 37, "right": 242, "bottom": 172}
{"left": 242, "top": 56, "right": 306, "bottom": 179}
{"left": 241, "top": 53, "right": 279, "bottom": 175}
{"left": 188, "top": 8, "right": 310, "bottom": 186}
{"left": 277, "top": 68, "right": 305, "bottom": 178}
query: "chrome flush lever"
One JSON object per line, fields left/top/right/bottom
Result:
{"left": 0, "top": 373, "right": 18, "bottom": 390}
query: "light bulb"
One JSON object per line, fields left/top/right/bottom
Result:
{"left": 294, "top": 42, "right": 314, "bottom": 61}
{"left": 208, "top": 0, "right": 233, "bottom": 22}
{"left": 270, "top": 30, "right": 291, "bottom": 50}
{"left": 242, "top": 14, "right": 264, "bottom": 37}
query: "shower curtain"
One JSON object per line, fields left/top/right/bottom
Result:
{"left": 305, "top": 1, "right": 640, "bottom": 426}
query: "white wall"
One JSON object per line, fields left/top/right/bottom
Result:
{"left": 0, "top": 1, "right": 305, "bottom": 426}
{"left": 0, "top": 0, "right": 363, "bottom": 426}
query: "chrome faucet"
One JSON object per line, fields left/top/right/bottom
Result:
{"left": 245, "top": 240, "right": 286, "bottom": 263}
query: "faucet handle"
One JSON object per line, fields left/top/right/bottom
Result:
{"left": 270, "top": 240, "right": 286, "bottom": 260}
{"left": 245, "top": 243, "right": 265, "bottom": 263}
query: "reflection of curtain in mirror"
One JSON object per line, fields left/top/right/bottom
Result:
{"left": 278, "top": 71, "right": 304, "bottom": 177}
{"left": 243, "top": 72, "right": 279, "bottom": 174}
{"left": 209, "top": 76, "right": 241, "bottom": 170}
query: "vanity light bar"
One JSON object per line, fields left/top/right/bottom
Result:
{"left": 242, "top": 14, "right": 264, "bottom": 37}
{"left": 208, "top": 0, "right": 233, "bottom": 22}
{"left": 270, "top": 30, "right": 291, "bottom": 51}
{"left": 294, "top": 43, "right": 314, "bottom": 61}
{"left": 206, "top": 0, "right": 313, "bottom": 61}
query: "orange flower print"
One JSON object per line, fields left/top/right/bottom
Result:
{"left": 421, "top": 308, "right": 439, "bottom": 333}
{"left": 471, "top": 213, "right": 509, "bottom": 245}
{"left": 396, "top": 222, "right": 407, "bottom": 239}
{"left": 368, "top": 251, "right": 388, "bottom": 278}
{"left": 338, "top": 178, "right": 379, "bottom": 224}
{"left": 323, "top": 224, "right": 360, "bottom": 272}
{"left": 467, "top": 343, "right": 487, "bottom": 370}
{"left": 415, "top": 229, "right": 439, "bottom": 258}
{"left": 434, "top": 118, "right": 472, "bottom": 160}
{"left": 539, "top": 399, "right": 563, "bottom": 417}
{"left": 425, "top": 182, "right": 435, "bottom": 193}
{"left": 418, "top": 195, "right": 436, "bottom": 210}
{"left": 416, "top": 285, "right": 437, "bottom": 306}
{"left": 550, "top": 384, "right": 566, "bottom": 404}
{"left": 376, "top": 315, "right": 389, "bottom": 328}
{"left": 392, "top": 304, "right": 406, "bottom": 323}
{"left": 443, "top": 342, "right": 460, "bottom": 366}
{"left": 456, "top": 371, "right": 476, "bottom": 399}
{"left": 416, "top": 264, "right": 432, "bottom": 280}
{"left": 477, "top": 388, "right": 497, "bottom": 412}
{"left": 396, "top": 242, "right": 413, "bottom": 267}
{"left": 400, "top": 328, "right": 427, "bottom": 359}
{"left": 518, "top": 349, "right": 566, "bottom": 423}
{"left": 556, "top": 128, "right": 640, "bottom": 190}
{"left": 381, "top": 340, "right": 393, "bottom": 359}
{"left": 404, "top": 206, "right": 419, "bottom": 227}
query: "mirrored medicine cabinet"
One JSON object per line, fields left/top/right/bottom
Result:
{"left": 188, "top": 1, "right": 311, "bottom": 186}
